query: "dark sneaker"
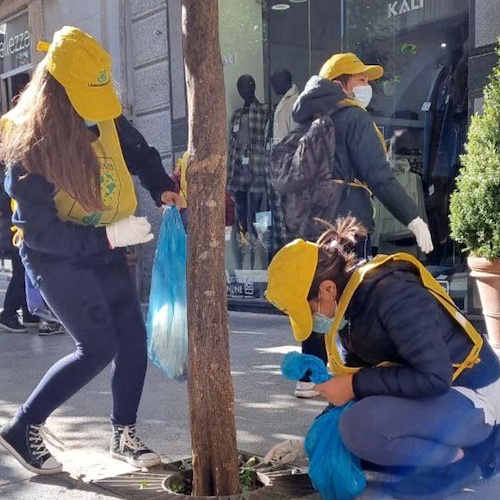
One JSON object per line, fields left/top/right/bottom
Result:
{"left": 38, "top": 322, "right": 65, "bottom": 337}
{"left": 110, "top": 424, "right": 161, "bottom": 468}
{"left": 391, "top": 456, "right": 481, "bottom": 500}
{"left": 0, "top": 316, "right": 28, "bottom": 333}
{"left": 0, "top": 420, "right": 63, "bottom": 475}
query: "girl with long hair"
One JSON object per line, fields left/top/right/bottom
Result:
{"left": 0, "top": 27, "right": 180, "bottom": 475}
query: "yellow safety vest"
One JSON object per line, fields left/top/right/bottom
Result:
{"left": 325, "top": 253, "right": 483, "bottom": 382}
{"left": 53, "top": 119, "right": 137, "bottom": 227}
{"left": 333, "top": 99, "right": 386, "bottom": 212}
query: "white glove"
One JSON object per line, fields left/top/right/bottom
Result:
{"left": 263, "top": 439, "right": 306, "bottom": 464}
{"left": 408, "top": 217, "right": 434, "bottom": 254}
{"left": 106, "top": 216, "right": 154, "bottom": 248}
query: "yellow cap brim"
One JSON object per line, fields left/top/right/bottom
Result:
{"left": 343, "top": 63, "right": 384, "bottom": 81}
{"left": 363, "top": 65, "right": 384, "bottom": 81}
{"left": 289, "top": 303, "right": 314, "bottom": 342}
{"left": 66, "top": 85, "right": 122, "bottom": 122}
{"left": 265, "top": 239, "right": 319, "bottom": 342}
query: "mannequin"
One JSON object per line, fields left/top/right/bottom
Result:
{"left": 423, "top": 31, "right": 468, "bottom": 266}
{"left": 227, "top": 75, "right": 269, "bottom": 272}
{"left": 271, "top": 69, "right": 299, "bottom": 146}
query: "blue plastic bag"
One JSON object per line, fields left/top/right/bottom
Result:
{"left": 305, "top": 405, "right": 366, "bottom": 500}
{"left": 25, "top": 274, "right": 59, "bottom": 322}
{"left": 147, "top": 206, "right": 188, "bottom": 380}
{"left": 280, "top": 352, "right": 366, "bottom": 500}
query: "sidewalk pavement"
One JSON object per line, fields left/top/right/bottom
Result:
{"left": 1, "top": 311, "right": 499, "bottom": 500}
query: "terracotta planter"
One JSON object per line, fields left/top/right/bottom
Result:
{"left": 468, "top": 256, "right": 500, "bottom": 349}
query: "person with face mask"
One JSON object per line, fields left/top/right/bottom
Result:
{"left": 0, "top": 27, "right": 181, "bottom": 475}
{"left": 291, "top": 53, "right": 432, "bottom": 398}
{"left": 264, "top": 217, "right": 500, "bottom": 500}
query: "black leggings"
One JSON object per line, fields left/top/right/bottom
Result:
{"left": 16, "top": 252, "right": 147, "bottom": 426}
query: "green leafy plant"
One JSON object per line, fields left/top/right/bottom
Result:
{"left": 168, "top": 456, "right": 262, "bottom": 495}
{"left": 450, "top": 40, "right": 500, "bottom": 259}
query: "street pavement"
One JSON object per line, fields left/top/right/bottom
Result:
{"left": 1, "top": 308, "right": 499, "bottom": 499}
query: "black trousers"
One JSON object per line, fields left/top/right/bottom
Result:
{"left": 1, "top": 250, "right": 32, "bottom": 320}
{"left": 301, "top": 235, "right": 372, "bottom": 382}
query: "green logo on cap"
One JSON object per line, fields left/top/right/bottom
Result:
{"left": 97, "top": 70, "right": 107, "bottom": 84}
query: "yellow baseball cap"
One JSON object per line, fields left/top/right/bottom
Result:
{"left": 37, "top": 26, "right": 122, "bottom": 122}
{"left": 319, "top": 53, "right": 384, "bottom": 82}
{"left": 265, "top": 239, "right": 319, "bottom": 341}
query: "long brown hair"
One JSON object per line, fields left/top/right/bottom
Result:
{"left": 0, "top": 61, "right": 105, "bottom": 212}
{"left": 308, "top": 217, "right": 367, "bottom": 299}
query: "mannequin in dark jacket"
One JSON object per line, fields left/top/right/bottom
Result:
{"left": 265, "top": 217, "right": 500, "bottom": 499}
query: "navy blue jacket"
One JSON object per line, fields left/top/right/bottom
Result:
{"left": 5, "top": 115, "right": 175, "bottom": 264}
{"left": 341, "top": 262, "right": 500, "bottom": 399}
{"left": 292, "top": 77, "right": 421, "bottom": 232}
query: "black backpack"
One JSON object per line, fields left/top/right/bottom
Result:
{"left": 270, "top": 110, "right": 351, "bottom": 241}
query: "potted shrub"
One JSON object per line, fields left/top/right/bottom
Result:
{"left": 450, "top": 41, "right": 500, "bottom": 350}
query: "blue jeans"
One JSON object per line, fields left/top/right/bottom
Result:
{"left": 339, "top": 390, "right": 494, "bottom": 467}
{"left": 15, "top": 251, "right": 147, "bottom": 426}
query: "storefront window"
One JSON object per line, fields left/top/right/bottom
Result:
{"left": 220, "top": 0, "right": 342, "bottom": 302}
{"left": 346, "top": 0, "right": 470, "bottom": 308}
{"left": 0, "top": 11, "right": 31, "bottom": 113}
{"left": 220, "top": 0, "right": 470, "bottom": 310}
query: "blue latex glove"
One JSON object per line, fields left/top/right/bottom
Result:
{"left": 281, "top": 352, "right": 332, "bottom": 384}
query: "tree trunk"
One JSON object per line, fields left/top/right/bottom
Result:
{"left": 182, "top": 0, "right": 241, "bottom": 497}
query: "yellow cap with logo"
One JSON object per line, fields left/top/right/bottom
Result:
{"left": 37, "top": 26, "right": 122, "bottom": 122}
{"left": 265, "top": 239, "right": 319, "bottom": 341}
{"left": 319, "top": 52, "right": 384, "bottom": 82}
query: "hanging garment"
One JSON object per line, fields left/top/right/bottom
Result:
{"left": 373, "top": 157, "right": 426, "bottom": 243}
{"left": 227, "top": 99, "right": 269, "bottom": 195}
{"left": 422, "top": 65, "right": 451, "bottom": 183}
{"left": 273, "top": 84, "right": 299, "bottom": 146}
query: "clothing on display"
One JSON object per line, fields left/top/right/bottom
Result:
{"left": 273, "top": 84, "right": 299, "bottom": 146}
{"left": 226, "top": 75, "right": 272, "bottom": 279}
{"left": 422, "top": 45, "right": 469, "bottom": 265}
{"left": 373, "top": 156, "right": 427, "bottom": 246}
{"left": 227, "top": 99, "right": 269, "bottom": 195}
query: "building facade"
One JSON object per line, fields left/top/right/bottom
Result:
{"left": 0, "top": 0, "right": 499, "bottom": 310}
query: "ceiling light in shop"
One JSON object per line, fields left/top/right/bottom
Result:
{"left": 441, "top": 43, "right": 447, "bottom": 48}
{"left": 272, "top": 3, "right": 291, "bottom": 10}
{"left": 290, "top": 0, "right": 308, "bottom": 3}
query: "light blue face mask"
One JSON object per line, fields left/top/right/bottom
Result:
{"left": 312, "top": 312, "right": 334, "bottom": 334}
{"left": 84, "top": 120, "right": 98, "bottom": 128}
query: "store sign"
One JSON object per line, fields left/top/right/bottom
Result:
{"left": 0, "top": 29, "right": 30, "bottom": 60}
{"left": 388, "top": 0, "right": 424, "bottom": 18}
{"left": 0, "top": 12, "right": 31, "bottom": 75}
{"left": 227, "top": 274, "right": 255, "bottom": 297}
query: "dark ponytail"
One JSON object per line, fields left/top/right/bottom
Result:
{"left": 308, "top": 217, "right": 367, "bottom": 300}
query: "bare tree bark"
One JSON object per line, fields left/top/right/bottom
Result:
{"left": 182, "top": 0, "right": 240, "bottom": 497}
